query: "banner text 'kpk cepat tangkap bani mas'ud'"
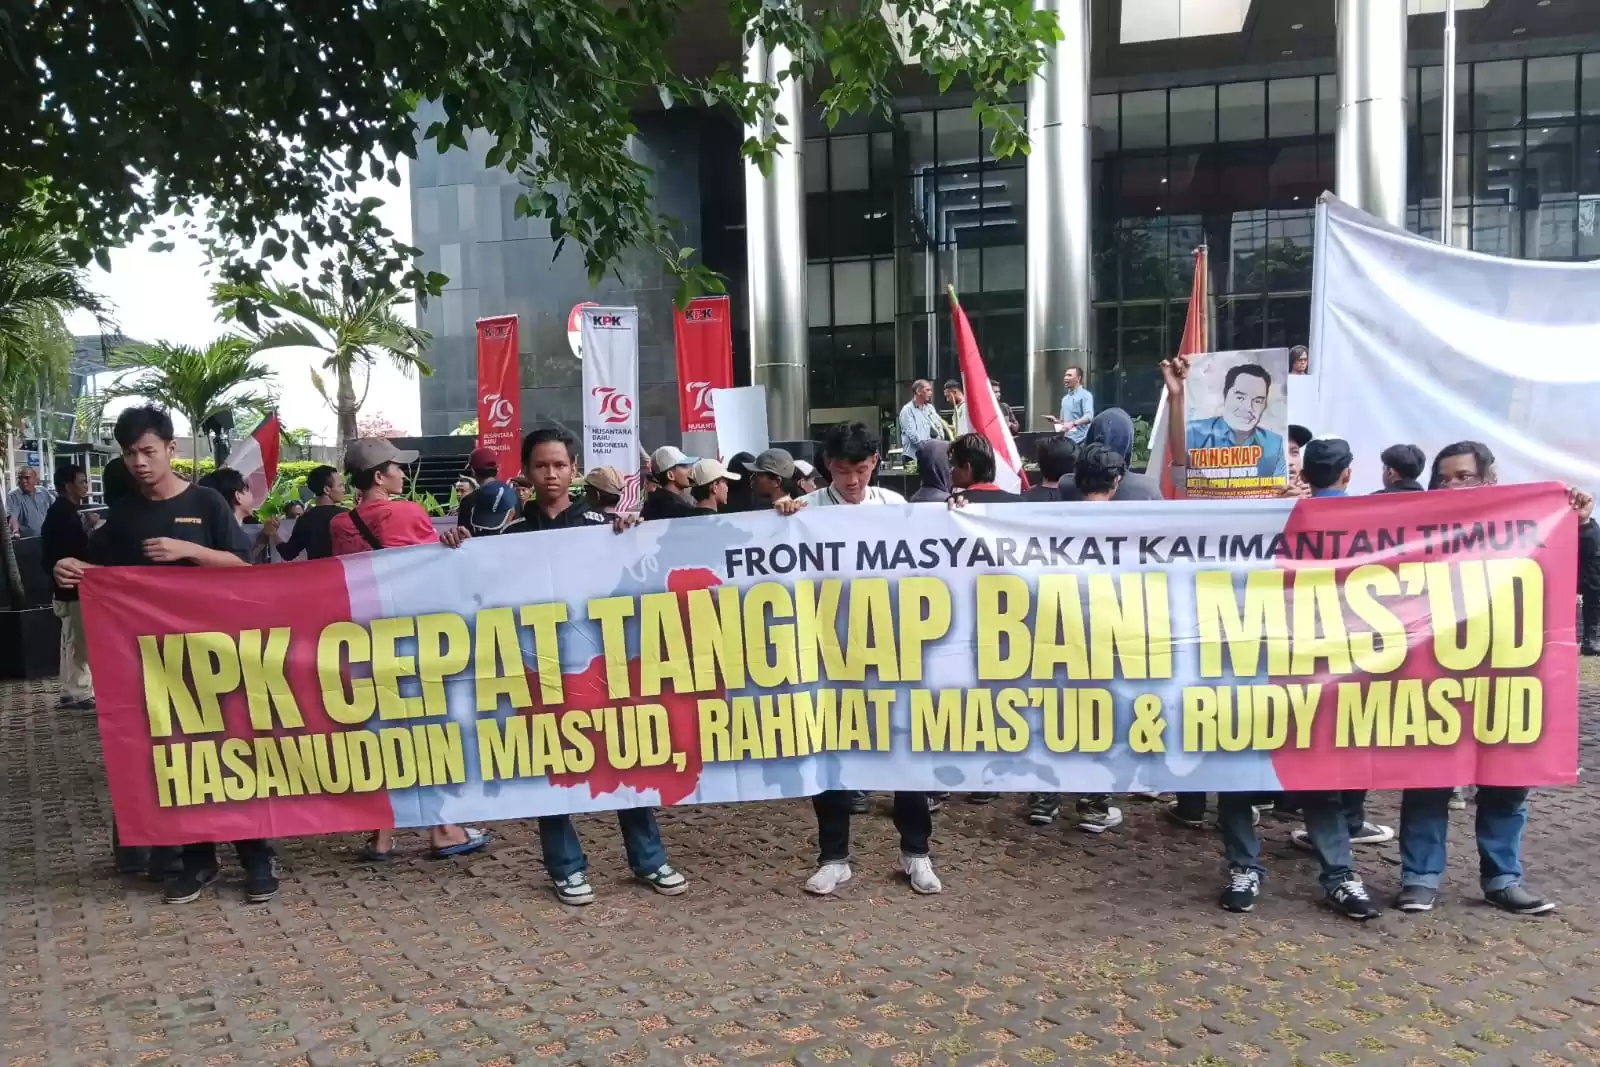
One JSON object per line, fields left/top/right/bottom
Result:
{"left": 81, "top": 484, "right": 1578, "bottom": 845}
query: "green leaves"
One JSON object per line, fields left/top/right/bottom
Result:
{"left": 9, "top": 0, "right": 1057, "bottom": 306}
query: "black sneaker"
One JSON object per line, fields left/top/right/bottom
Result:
{"left": 1219, "top": 868, "right": 1260, "bottom": 912}
{"left": 1026, "top": 794, "right": 1060, "bottom": 825}
{"left": 925, "top": 792, "right": 948, "bottom": 813}
{"left": 243, "top": 860, "right": 280, "bottom": 903}
{"left": 1396, "top": 885, "right": 1438, "bottom": 912}
{"left": 164, "top": 865, "right": 219, "bottom": 905}
{"left": 1327, "top": 878, "right": 1381, "bottom": 920}
{"left": 1485, "top": 885, "right": 1556, "bottom": 915}
{"left": 848, "top": 791, "right": 871, "bottom": 815}
{"left": 1074, "top": 796, "right": 1123, "bottom": 834}
{"left": 967, "top": 792, "right": 998, "bottom": 804}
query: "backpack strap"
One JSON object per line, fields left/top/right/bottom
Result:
{"left": 347, "top": 507, "right": 385, "bottom": 551}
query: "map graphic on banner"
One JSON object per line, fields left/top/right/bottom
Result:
{"left": 580, "top": 306, "right": 641, "bottom": 506}
{"left": 80, "top": 487, "right": 1578, "bottom": 845}
{"left": 1183, "top": 348, "right": 1291, "bottom": 499}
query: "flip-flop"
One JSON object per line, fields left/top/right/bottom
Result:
{"left": 433, "top": 827, "right": 490, "bottom": 859}
{"left": 356, "top": 837, "right": 392, "bottom": 862}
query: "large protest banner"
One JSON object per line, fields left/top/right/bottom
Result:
{"left": 82, "top": 485, "right": 1578, "bottom": 845}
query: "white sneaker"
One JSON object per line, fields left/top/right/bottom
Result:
{"left": 900, "top": 853, "right": 942, "bottom": 894}
{"left": 805, "top": 861, "right": 852, "bottom": 895}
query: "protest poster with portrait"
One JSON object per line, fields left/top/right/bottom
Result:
{"left": 1183, "top": 347, "right": 1292, "bottom": 499}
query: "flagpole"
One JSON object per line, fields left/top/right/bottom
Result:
{"left": 1440, "top": 0, "right": 1457, "bottom": 246}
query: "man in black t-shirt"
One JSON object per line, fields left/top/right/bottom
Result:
{"left": 53, "top": 404, "right": 279, "bottom": 907}
{"left": 949, "top": 433, "right": 1020, "bottom": 503}
{"left": 1022, "top": 438, "right": 1076, "bottom": 501}
{"left": 277, "top": 464, "right": 346, "bottom": 561}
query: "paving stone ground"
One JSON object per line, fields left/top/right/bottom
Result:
{"left": 4, "top": 673, "right": 1600, "bottom": 1067}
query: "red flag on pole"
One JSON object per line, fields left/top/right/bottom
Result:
{"left": 223, "top": 411, "right": 281, "bottom": 505}
{"left": 1148, "top": 246, "right": 1211, "bottom": 499}
{"left": 948, "top": 286, "right": 1027, "bottom": 493}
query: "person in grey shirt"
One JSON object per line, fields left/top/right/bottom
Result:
{"left": 897, "top": 379, "right": 947, "bottom": 450}
{"left": 7, "top": 467, "right": 55, "bottom": 538}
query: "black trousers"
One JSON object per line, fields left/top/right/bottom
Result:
{"left": 181, "top": 838, "right": 275, "bottom": 873}
{"left": 814, "top": 790, "right": 931, "bottom": 863}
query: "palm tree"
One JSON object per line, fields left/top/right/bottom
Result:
{"left": 0, "top": 219, "right": 103, "bottom": 601}
{"left": 217, "top": 275, "right": 431, "bottom": 444}
{"left": 104, "top": 338, "right": 277, "bottom": 469}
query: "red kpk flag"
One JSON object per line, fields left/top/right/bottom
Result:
{"left": 672, "top": 296, "right": 734, "bottom": 443}
{"left": 223, "top": 412, "right": 281, "bottom": 505}
{"left": 475, "top": 315, "right": 522, "bottom": 479}
{"left": 948, "top": 286, "right": 1026, "bottom": 493}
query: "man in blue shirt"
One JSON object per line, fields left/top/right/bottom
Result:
{"left": 897, "top": 379, "right": 946, "bottom": 450}
{"left": 1184, "top": 363, "right": 1287, "bottom": 482}
{"left": 1054, "top": 367, "right": 1093, "bottom": 443}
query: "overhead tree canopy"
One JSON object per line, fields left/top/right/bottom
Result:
{"left": 7, "top": 0, "right": 1058, "bottom": 308}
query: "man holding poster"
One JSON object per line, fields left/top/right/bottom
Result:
{"left": 1182, "top": 349, "right": 1290, "bottom": 498}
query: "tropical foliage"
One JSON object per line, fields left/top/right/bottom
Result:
{"left": 0, "top": 213, "right": 104, "bottom": 601}
{"left": 216, "top": 272, "right": 427, "bottom": 444}
{"left": 103, "top": 337, "right": 276, "bottom": 469}
{"left": 8, "top": 1, "right": 1058, "bottom": 306}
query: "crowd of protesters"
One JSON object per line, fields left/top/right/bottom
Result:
{"left": 38, "top": 369, "right": 1596, "bottom": 920}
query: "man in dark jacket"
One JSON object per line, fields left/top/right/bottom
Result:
{"left": 1375, "top": 443, "right": 1425, "bottom": 493}
{"left": 1057, "top": 409, "right": 1162, "bottom": 501}
{"left": 642, "top": 446, "right": 698, "bottom": 520}
{"left": 40, "top": 464, "right": 96, "bottom": 709}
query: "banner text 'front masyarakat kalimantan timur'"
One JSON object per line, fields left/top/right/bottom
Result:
{"left": 83, "top": 484, "right": 1578, "bottom": 845}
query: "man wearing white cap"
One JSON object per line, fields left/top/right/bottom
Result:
{"left": 688, "top": 458, "right": 739, "bottom": 514}
{"left": 643, "top": 445, "right": 698, "bottom": 520}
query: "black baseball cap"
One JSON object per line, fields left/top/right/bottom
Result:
{"left": 1301, "top": 437, "right": 1353, "bottom": 488}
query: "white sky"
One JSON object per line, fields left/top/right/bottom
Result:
{"left": 66, "top": 165, "right": 422, "bottom": 443}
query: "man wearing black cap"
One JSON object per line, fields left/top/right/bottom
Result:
{"left": 1299, "top": 436, "right": 1354, "bottom": 496}
{"left": 458, "top": 446, "right": 511, "bottom": 529}
{"left": 1286, "top": 424, "right": 1313, "bottom": 497}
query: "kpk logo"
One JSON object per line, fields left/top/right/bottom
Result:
{"left": 684, "top": 380, "right": 716, "bottom": 418}
{"left": 684, "top": 307, "right": 717, "bottom": 323}
{"left": 589, "top": 313, "right": 625, "bottom": 328}
{"left": 591, "top": 386, "right": 634, "bottom": 423}
{"left": 480, "top": 323, "right": 513, "bottom": 341}
{"left": 482, "top": 392, "right": 515, "bottom": 428}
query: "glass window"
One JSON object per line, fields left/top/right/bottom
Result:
{"left": 1581, "top": 125, "right": 1600, "bottom": 195}
{"left": 1474, "top": 60, "right": 1523, "bottom": 131}
{"left": 1420, "top": 66, "right": 1441, "bottom": 134}
{"left": 1471, "top": 204, "right": 1520, "bottom": 257}
{"left": 872, "top": 132, "right": 895, "bottom": 181}
{"left": 1219, "top": 81, "right": 1265, "bottom": 142}
{"left": 1122, "top": 89, "right": 1168, "bottom": 150}
{"left": 1267, "top": 144, "right": 1319, "bottom": 208}
{"left": 1525, "top": 197, "right": 1577, "bottom": 260}
{"left": 805, "top": 138, "right": 828, "bottom": 193}
{"left": 904, "top": 111, "right": 937, "bottom": 171}
{"left": 981, "top": 245, "right": 1025, "bottom": 292}
{"left": 873, "top": 258, "right": 895, "bottom": 323}
{"left": 1091, "top": 93, "right": 1119, "bottom": 155}
{"left": 807, "top": 263, "right": 831, "bottom": 328}
{"left": 1473, "top": 129, "right": 1523, "bottom": 203}
{"left": 1318, "top": 74, "right": 1338, "bottom": 137}
{"left": 833, "top": 260, "right": 874, "bottom": 325}
{"left": 1167, "top": 151, "right": 1217, "bottom": 215}
{"left": 1227, "top": 210, "right": 1268, "bottom": 294}
{"left": 1585, "top": 54, "right": 1600, "bottom": 116}
{"left": 1117, "top": 154, "right": 1167, "bottom": 217}
{"left": 1265, "top": 211, "right": 1315, "bottom": 291}
{"left": 1269, "top": 77, "right": 1316, "bottom": 139}
{"left": 830, "top": 135, "right": 870, "bottom": 191}
{"left": 937, "top": 108, "right": 980, "bottom": 168}
{"left": 1265, "top": 295, "right": 1311, "bottom": 351}
{"left": 1169, "top": 85, "right": 1216, "bottom": 146}
{"left": 1118, "top": 219, "right": 1169, "bottom": 300}
{"left": 1579, "top": 198, "right": 1600, "bottom": 259}
{"left": 1525, "top": 125, "right": 1576, "bottom": 197}
{"left": 1527, "top": 56, "right": 1577, "bottom": 121}
{"left": 1216, "top": 295, "right": 1265, "bottom": 351}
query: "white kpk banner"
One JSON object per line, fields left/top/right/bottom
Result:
{"left": 580, "top": 305, "right": 641, "bottom": 504}
{"left": 1307, "top": 195, "right": 1600, "bottom": 494}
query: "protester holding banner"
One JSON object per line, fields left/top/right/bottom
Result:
{"left": 688, "top": 459, "right": 739, "bottom": 514}
{"left": 949, "top": 434, "right": 1019, "bottom": 504}
{"left": 774, "top": 422, "right": 935, "bottom": 896}
{"left": 1375, "top": 445, "right": 1425, "bottom": 494}
{"left": 643, "top": 446, "right": 699, "bottom": 521}
{"left": 909, "top": 440, "right": 952, "bottom": 504}
{"left": 276, "top": 465, "right": 346, "bottom": 561}
{"left": 1022, "top": 438, "right": 1075, "bottom": 502}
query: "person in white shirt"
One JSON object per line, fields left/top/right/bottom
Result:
{"left": 773, "top": 422, "right": 936, "bottom": 896}
{"left": 943, "top": 379, "right": 970, "bottom": 436}
{"left": 896, "top": 379, "right": 946, "bottom": 451}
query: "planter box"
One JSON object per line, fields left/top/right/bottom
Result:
{"left": 0, "top": 607, "right": 59, "bottom": 681}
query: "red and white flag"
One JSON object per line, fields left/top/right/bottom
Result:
{"left": 223, "top": 411, "right": 281, "bottom": 505}
{"left": 948, "top": 286, "right": 1027, "bottom": 494}
{"left": 1147, "top": 246, "right": 1211, "bottom": 499}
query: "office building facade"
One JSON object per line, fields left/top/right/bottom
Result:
{"left": 411, "top": 0, "right": 1600, "bottom": 442}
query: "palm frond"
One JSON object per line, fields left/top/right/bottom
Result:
{"left": 104, "top": 336, "right": 278, "bottom": 429}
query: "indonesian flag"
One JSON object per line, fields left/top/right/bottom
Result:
{"left": 224, "top": 411, "right": 282, "bottom": 506}
{"left": 1147, "top": 246, "right": 1211, "bottom": 499}
{"left": 948, "top": 286, "right": 1027, "bottom": 493}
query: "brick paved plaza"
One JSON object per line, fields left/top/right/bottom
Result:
{"left": 4, "top": 675, "right": 1599, "bottom": 1067}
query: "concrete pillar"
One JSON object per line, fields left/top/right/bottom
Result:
{"left": 1336, "top": 0, "right": 1409, "bottom": 226}
{"left": 1025, "top": 0, "right": 1093, "bottom": 427}
{"left": 743, "top": 28, "right": 809, "bottom": 441}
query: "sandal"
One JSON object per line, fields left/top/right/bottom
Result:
{"left": 356, "top": 836, "right": 392, "bottom": 862}
{"left": 433, "top": 827, "right": 490, "bottom": 859}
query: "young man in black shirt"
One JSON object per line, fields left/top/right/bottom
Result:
{"left": 41, "top": 464, "right": 97, "bottom": 709}
{"left": 53, "top": 404, "right": 281, "bottom": 906}
{"left": 642, "top": 446, "right": 699, "bottom": 520}
{"left": 950, "top": 433, "right": 1020, "bottom": 503}
{"left": 502, "top": 428, "right": 687, "bottom": 905}
{"left": 277, "top": 464, "right": 346, "bottom": 561}
{"left": 1022, "top": 438, "right": 1076, "bottom": 501}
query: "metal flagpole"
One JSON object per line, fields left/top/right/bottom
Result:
{"left": 1440, "top": 0, "right": 1458, "bottom": 246}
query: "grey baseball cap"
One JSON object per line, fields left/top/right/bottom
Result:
{"left": 751, "top": 448, "right": 796, "bottom": 479}
{"left": 343, "top": 437, "right": 419, "bottom": 474}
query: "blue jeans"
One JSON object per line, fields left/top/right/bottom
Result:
{"left": 538, "top": 809, "right": 667, "bottom": 880}
{"left": 1399, "top": 786, "right": 1529, "bottom": 892}
{"left": 1218, "top": 791, "right": 1354, "bottom": 894}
